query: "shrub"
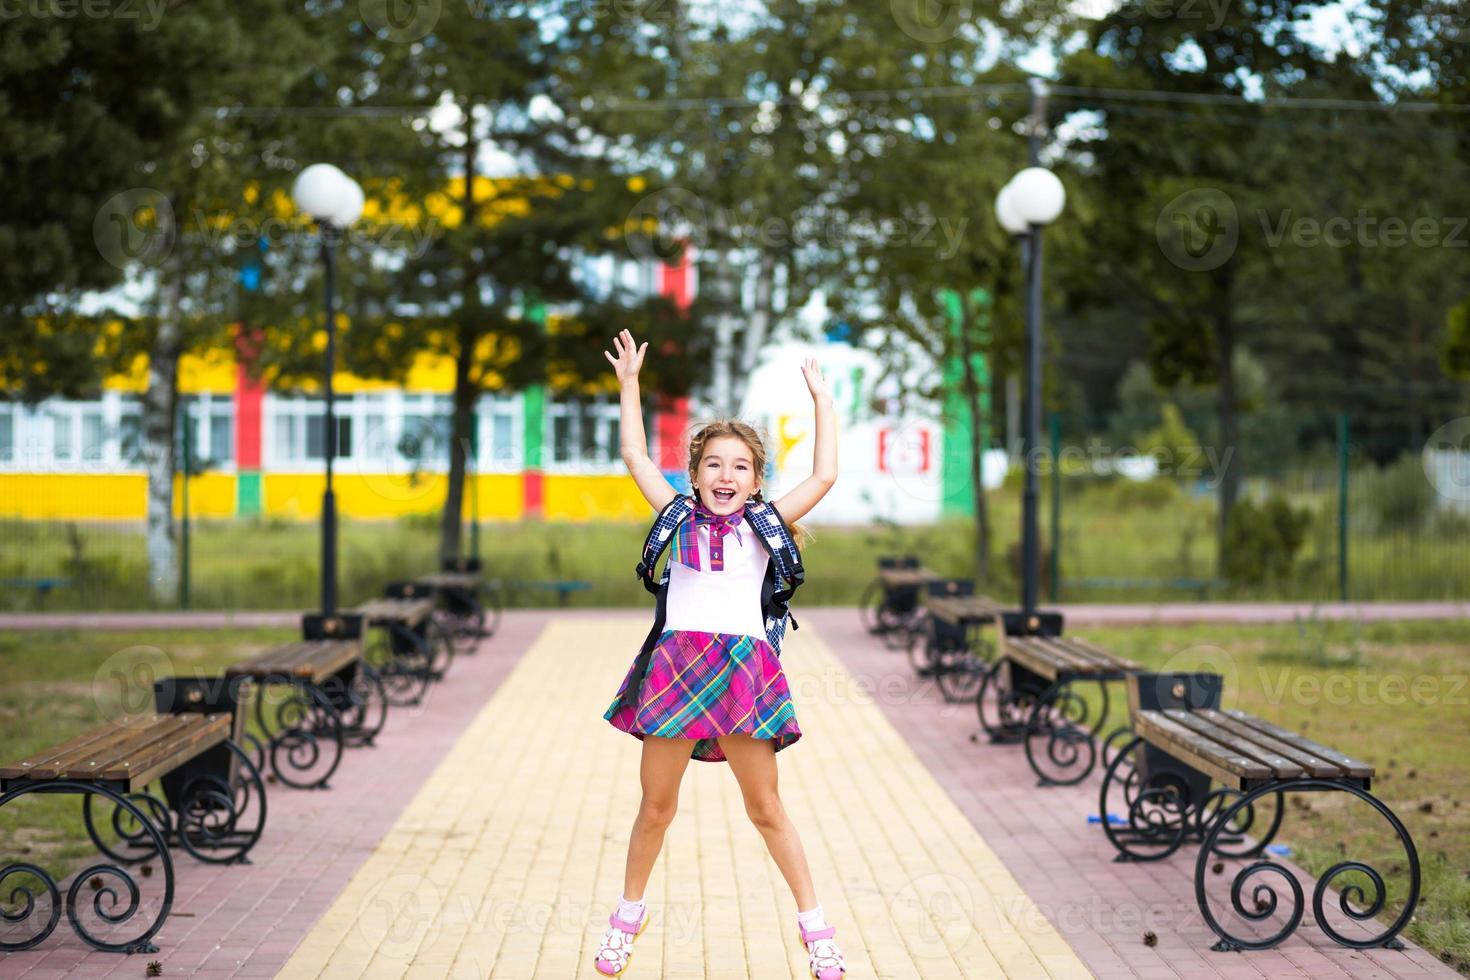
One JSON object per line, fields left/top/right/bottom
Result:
{"left": 1222, "top": 495, "right": 1312, "bottom": 585}
{"left": 1362, "top": 452, "right": 1435, "bottom": 532}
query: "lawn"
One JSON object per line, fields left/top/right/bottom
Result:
{"left": 3, "top": 474, "right": 1467, "bottom": 611}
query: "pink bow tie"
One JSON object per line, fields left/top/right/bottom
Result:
{"left": 690, "top": 503, "right": 741, "bottom": 571}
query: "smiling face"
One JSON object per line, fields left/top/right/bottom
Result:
{"left": 692, "top": 435, "right": 760, "bottom": 515}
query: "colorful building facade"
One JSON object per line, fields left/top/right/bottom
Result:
{"left": 0, "top": 252, "right": 988, "bottom": 524}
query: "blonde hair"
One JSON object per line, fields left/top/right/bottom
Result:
{"left": 687, "top": 418, "right": 813, "bottom": 549}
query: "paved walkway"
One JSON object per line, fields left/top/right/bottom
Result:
{"left": 3, "top": 610, "right": 1455, "bottom": 978}
{"left": 1, "top": 600, "right": 1466, "bottom": 632}
{"left": 804, "top": 608, "right": 1455, "bottom": 980}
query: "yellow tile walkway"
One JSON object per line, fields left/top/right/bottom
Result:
{"left": 277, "top": 617, "right": 1090, "bottom": 979}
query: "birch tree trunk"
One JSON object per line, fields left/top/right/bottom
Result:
{"left": 143, "top": 261, "right": 184, "bottom": 604}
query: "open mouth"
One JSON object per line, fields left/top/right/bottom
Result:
{"left": 712, "top": 489, "right": 736, "bottom": 503}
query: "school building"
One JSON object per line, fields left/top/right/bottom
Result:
{"left": 0, "top": 254, "right": 979, "bottom": 525}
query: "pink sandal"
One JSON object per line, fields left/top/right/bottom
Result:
{"left": 594, "top": 907, "right": 649, "bottom": 977}
{"left": 798, "top": 922, "right": 847, "bottom": 979}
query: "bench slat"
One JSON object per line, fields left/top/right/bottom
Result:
{"left": 1194, "top": 709, "right": 1348, "bottom": 778}
{"left": 416, "top": 572, "right": 479, "bottom": 589}
{"left": 878, "top": 568, "right": 938, "bottom": 587}
{"left": 1134, "top": 710, "right": 1271, "bottom": 789}
{"left": 227, "top": 639, "right": 360, "bottom": 681}
{"left": 1164, "top": 710, "right": 1305, "bottom": 779}
{"left": 1004, "top": 639, "right": 1068, "bottom": 681}
{"left": 63, "top": 714, "right": 203, "bottom": 780}
{"left": 0, "top": 716, "right": 157, "bottom": 779}
{"left": 354, "top": 598, "right": 435, "bottom": 625}
{"left": 102, "top": 715, "right": 231, "bottom": 789}
{"left": 1037, "top": 638, "right": 1107, "bottom": 673}
{"left": 1221, "top": 710, "right": 1374, "bottom": 779}
{"left": 1052, "top": 637, "right": 1142, "bottom": 672}
{"left": 925, "top": 595, "right": 1000, "bottom": 625}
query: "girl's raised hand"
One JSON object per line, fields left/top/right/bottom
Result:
{"left": 604, "top": 329, "right": 648, "bottom": 385}
{"left": 800, "top": 357, "right": 832, "bottom": 403}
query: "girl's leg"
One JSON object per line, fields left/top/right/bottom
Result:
{"left": 622, "top": 735, "right": 696, "bottom": 901}
{"left": 717, "top": 733, "right": 817, "bottom": 910}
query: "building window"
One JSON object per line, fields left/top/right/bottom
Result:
{"left": 476, "top": 395, "right": 522, "bottom": 472}
{"left": 546, "top": 395, "right": 622, "bottom": 472}
{"left": 266, "top": 395, "right": 352, "bottom": 466}
{"left": 179, "top": 394, "right": 235, "bottom": 467}
{"left": 0, "top": 405, "right": 12, "bottom": 464}
{"left": 399, "top": 394, "right": 451, "bottom": 467}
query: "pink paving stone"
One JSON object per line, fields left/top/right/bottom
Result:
{"left": 1, "top": 611, "right": 551, "bottom": 978}
{"left": 802, "top": 608, "right": 1458, "bottom": 980}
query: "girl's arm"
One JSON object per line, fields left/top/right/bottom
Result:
{"left": 771, "top": 358, "right": 837, "bottom": 523}
{"left": 605, "top": 329, "right": 677, "bottom": 512}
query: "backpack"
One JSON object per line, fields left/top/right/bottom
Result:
{"left": 611, "top": 493, "right": 805, "bottom": 714}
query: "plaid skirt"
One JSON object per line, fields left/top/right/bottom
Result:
{"left": 603, "top": 628, "right": 801, "bottom": 763}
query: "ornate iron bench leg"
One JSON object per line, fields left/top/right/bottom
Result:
{"left": 367, "top": 623, "right": 431, "bottom": 706}
{"left": 253, "top": 677, "right": 345, "bottom": 790}
{"left": 976, "top": 658, "right": 1048, "bottom": 744}
{"left": 1194, "top": 778, "right": 1420, "bottom": 952}
{"left": 2, "top": 781, "right": 174, "bottom": 953}
{"left": 1023, "top": 677, "right": 1100, "bottom": 786}
{"left": 1097, "top": 735, "right": 1193, "bottom": 862}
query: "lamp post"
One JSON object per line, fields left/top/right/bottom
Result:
{"left": 996, "top": 164, "right": 1065, "bottom": 624}
{"left": 292, "top": 163, "right": 364, "bottom": 615}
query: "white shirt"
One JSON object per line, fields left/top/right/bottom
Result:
{"left": 663, "top": 515, "right": 770, "bottom": 639}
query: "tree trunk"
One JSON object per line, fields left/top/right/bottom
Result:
{"left": 731, "top": 250, "right": 778, "bottom": 411}
{"left": 1214, "top": 271, "right": 1240, "bottom": 576}
{"left": 440, "top": 129, "right": 480, "bottom": 562}
{"left": 709, "top": 249, "right": 738, "bottom": 414}
{"left": 439, "top": 317, "right": 478, "bottom": 562}
{"left": 957, "top": 311, "right": 991, "bottom": 583}
{"left": 143, "top": 261, "right": 184, "bottom": 604}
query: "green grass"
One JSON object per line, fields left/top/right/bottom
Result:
{"left": 1067, "top": 618, "right": 1470, "bottom": 973}
{"left": 0, "top": 629, "right": 294, "bottom": 876}
{"left": 1, "top": 475, "right": 1465, "bottom": 611}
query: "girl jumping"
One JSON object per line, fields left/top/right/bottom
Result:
{"left": 594, "top": 329, "right": 845, "bottom": 979}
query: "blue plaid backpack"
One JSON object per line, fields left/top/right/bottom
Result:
{"left": 611, "top": 493, "right": 805, "bottom": 714}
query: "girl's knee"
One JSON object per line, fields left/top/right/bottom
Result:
{"left": 744, "top": 793, "right": 785, "bottom": 830}
{"left": 637, "top": 796, "right": 678, "bottom": 829}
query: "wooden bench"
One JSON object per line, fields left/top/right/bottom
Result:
{"left": 976, "top": 635, "right": 1141, "bottom": 786}
{"left": 403, "top": 565, "right": 500, "bottom": 651}
{"left": 225, "top": 633, "right": 382, "bottom": 791}
{"left": 0, "top": 713, "right": 266, "bottom": 953}
{"left": 859, "top": 556, "right": 939, "bottom": 648}
{"left": 1097, "top": 675, "right": 1419, "bottom": 953}
{"left": 909, "top": 581, "right": 1005, "bottom": 704}
{"left": 354, "top": 596, "right": 448, "bottom": 705}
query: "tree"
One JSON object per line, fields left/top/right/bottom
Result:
{"left": 0, "top": 1, "right": 323, "bottom": 601}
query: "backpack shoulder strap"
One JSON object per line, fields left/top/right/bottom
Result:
{"left": 743, "top": 500, "right": 805, "bottom": 596}
{"left": 636, "top": 493, "right": 695, "bottom": 594}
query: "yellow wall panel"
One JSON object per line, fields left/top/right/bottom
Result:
{"left": 0, "top": 474, "right": 147, "bottom": 519}
{"left": 173, "top": 474, "right": 238, "bottom": 518}
{"left": 263, "top": 473, "right": 523, "bottom": 520}
{"left": 542, "top": 476, "right": 651, "bottom": 521}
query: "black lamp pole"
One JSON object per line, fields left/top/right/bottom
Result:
{"left": 321, "top": 227, "right": 339, "bottom": 615}
{"left": 1019, "top": 78, "right": 1047, "bottom": 622}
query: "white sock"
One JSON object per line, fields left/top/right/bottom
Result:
{"left": 616, "top": 893, "right": 647, "bottom": 923}
{"left": 797, "top": 904, "right": 828, "bottom": 933}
